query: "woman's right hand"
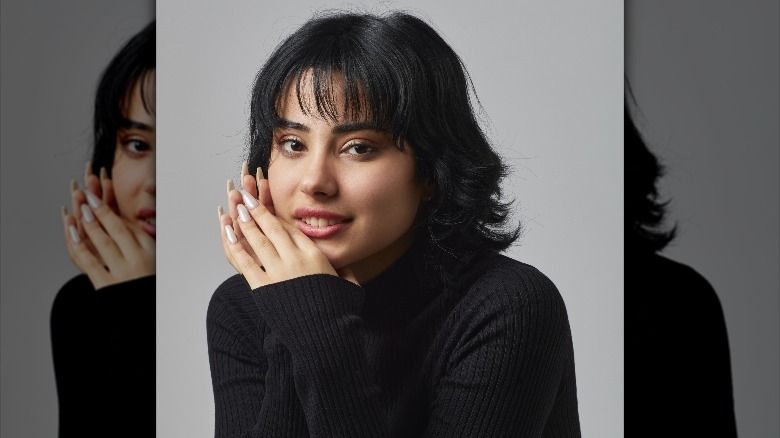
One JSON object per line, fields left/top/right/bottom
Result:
{"left": 220, "top": 161, "right": 275, "bottom": 273}
{"left": 63, "top": 169, "right": 155, "bottom": 290}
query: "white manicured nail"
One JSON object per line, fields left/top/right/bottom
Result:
{"left": 80, "top": 204, "right": 94, "bottom": 222}
{"left": 225, "top": 225, "right": 237, "bottom": 244}
{"left": 240, "top": 190, "right": 259, "bottom": 209}
{"left": 237, "top": 204, "right": 252, "bottom": 223}
{"left": 69, "top": 225, "right": 81, "bottom": 244}
{"left": 85, "top": 190, "right": 102, "bottom": 209}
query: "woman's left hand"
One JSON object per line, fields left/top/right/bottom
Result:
{"left": 218, "top": 189, "right": 358, "bottom": 290}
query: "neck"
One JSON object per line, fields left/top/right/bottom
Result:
{"left": 348, "top": 231, "right": 416, "bottom": 285}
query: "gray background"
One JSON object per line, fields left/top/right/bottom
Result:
{"left": 0, "top": 1, "right": 153, "bottom": 436}
{"left": 157, "top": 0, "right": 623, "bottom": 436}
{"left": 626, "top": 1, "right": 779, "bottom": 436}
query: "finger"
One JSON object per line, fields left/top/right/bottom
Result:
{"left": 100, "top": 167, "right": 118, "bottom": 212}
{"left": 235, "top": 202, "right": 283, "bottom": 267}
{"left": 64, "top": 207, "right": 111, "bottom": 285}
{"left": 255, "top": 172, "right": 276, "bottom": 216}
{"left": 218, "top": 207, "right": 239, "bottom": 271}
{"left": 219, "top": 206, "right": 259, "bottom": 266}
{"left": 240, "top": 190, "right": 296, "bottom": 256}
{"left": 70, "top": 179, "right": 85, "bottom": 223}
{"left": 79, "top": 201, "right": 124, "bottom": 266}
{"left": 123, "top": 218, "right": 156, "bottom": 256}
{"left": 227, "top": 182, "right": 248, "bottom": 242}
{"left": 82, "top": 191, "right": 139, "bottom": 260}
{"left": 85, "top": 161, "right": 101, "bottom": 200}
{"left": 224, "top": 223, "right": 269, "bottom": 289}
{"left": 239, "top": 160, "right": 259, "bottom": 197}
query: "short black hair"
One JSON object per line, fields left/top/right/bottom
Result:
{"left": 625, "top": 84, "right": 676, "bottom": 253}
{"left": 247, "top": 11, "right": 519, "bottom": 284}
{"left": 91, "top": 21, "right": 155, "bottom": 177}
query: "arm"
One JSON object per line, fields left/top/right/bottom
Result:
{"left": 207, "top": 276, "right": 308, "bottom": 438}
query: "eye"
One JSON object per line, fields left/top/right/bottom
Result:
{"left": 276, "top": 137, "right": 306, "bottom": 156}
{"left": 342, "top": 141, "right": 377, "bottom": 157}
{"left": 122, "top": 138, "right": 151, "bottom": 156}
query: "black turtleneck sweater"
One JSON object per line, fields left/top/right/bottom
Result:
{"left": 207, "top": 247, "right": 580, "bottom": 437}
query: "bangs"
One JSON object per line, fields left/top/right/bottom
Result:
{"left": 255, "top": 12, "right": 424, "bottom": 147}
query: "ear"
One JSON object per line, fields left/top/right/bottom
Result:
{"left": 421, "top": 177, "right": 436, "bottom": 201}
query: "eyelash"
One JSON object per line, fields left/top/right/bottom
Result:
{"left": 274, "top": 137, "right": 379, "bottom": 159}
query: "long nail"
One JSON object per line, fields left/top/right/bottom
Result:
{"left": 237, "top": 204, "right": 252, "bottom": 223}
{"left": 241, "top": 161, "right": 248, "bottom": 179}
{"left": 217, "top": 206, "right": 225, "bottom": 220}
{"left": 62, "top": 206, "right": 68, "bottom": 217}
{"left": 85, "top": 191, "right": 102, "bottom": 209}
{"left": 226, "top": 179, "right": 235, "bottom": 195}
{"left": 69, "top": 225, "right": 81, "bottom": 244}
{"left": 225, "top": 225, "right": 237, "bottom": 244}
{"left": 85, "top": 160, "right": 92, "bottom": 178}
{"left": 80, "top": 204, "right": 95, "bottom": 222}
{"left": 70, "top": 179, "right": 78, "bottom": 193}
{"left": 240, "top": 189, "right": 259, "bottom": 209}
{"left": 256, "top": 167, "right": 264, "bottom": 180}
{"left": 100, "top": 167, "right": 108, "bottom": 182}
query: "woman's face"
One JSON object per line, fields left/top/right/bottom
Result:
{"left": 268, "top": 76, "right": 431, "bottom": 282}
{"left": 112, "top": 71, "right": 156, "bottom": 238}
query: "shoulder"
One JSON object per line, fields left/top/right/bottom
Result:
{"left": 457, "top": 253, "right": 566, "bottom": 314}
{"left": 52, "top": 274, "right": 96, "bottom": 312}
{"left": 650, "top": 254, "right": 724, "bottom": 312}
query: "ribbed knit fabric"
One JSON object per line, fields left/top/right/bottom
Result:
{"left": 208, "top": 247, "right": 580, "bottom": 437}
{"left": 50, "top": 274, "right": 156, "bottom": 438}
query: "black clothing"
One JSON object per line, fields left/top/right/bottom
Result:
{"left": 626, "top": 252, "right": 738, "bottom": 437}
{"left": 50, "top": 274, "right": 155, "bottom": 438}
{"left": 208, "top": 246, "right": 580, "bottom": 437}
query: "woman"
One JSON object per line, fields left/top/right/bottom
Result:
{"left": 51, "top": 21, "right": 156, "bottom": 438}
{"left": 625, "top": 90, "right": 737, "bottom": 437}
{"left": 210, "top": 12, "right": 580, "bottom": 437}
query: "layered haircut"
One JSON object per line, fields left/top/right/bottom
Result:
{"left": 248, "top": 11, "right": 519, "bottom": 282}
{"left": 91, "top": 21, "right": 155, "bottom": 176}
{"left": 625, "top": 86, "right": 676, "bottom": 253}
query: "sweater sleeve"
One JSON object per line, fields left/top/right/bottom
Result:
{"left": 251, "top": 271, "right": 579, "bottom": 438}
{"left": 424, "top": 268, "right": 580, "bottom": 437}
{"left": 207, "top": 276, "right": 308, "bottom": 438}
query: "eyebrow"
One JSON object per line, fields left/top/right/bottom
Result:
{"left": 120, "top": 118, "right": 154, "bottom": 132}
{"left": 276, "top": 118, "right": 385, "bottom": 135}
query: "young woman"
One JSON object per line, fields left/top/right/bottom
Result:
{"left": 51, "top": 21, "right": 155, "bottom": 438}
{"left": 210, "top": 12, "right": 580, "bottom": 437}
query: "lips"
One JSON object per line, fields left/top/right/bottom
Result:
{"left": 294, "top": 207, "right": 350, "bottom": 238}
{"left": 137, "top": 207, "right": 156, "bottom": 238}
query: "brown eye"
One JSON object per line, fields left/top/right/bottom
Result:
{"left": 278, "top": 138, "right": 305, "bottom": 156}
{"left": 343, "top": 142, "right": 376, "bottom": 156}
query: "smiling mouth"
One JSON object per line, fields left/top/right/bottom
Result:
{"left": 300, "top": 217, "right": 346, "bottom": 227}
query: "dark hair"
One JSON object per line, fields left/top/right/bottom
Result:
{"left": 625, "top": 84, "right": 676, "bottom": 253}
{"left": 91, "top": 21, "right": 155, "bottom": 176}
{"left": 247, "top": 11, "right": 519, "bottom": 282}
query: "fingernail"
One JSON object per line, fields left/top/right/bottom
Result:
{"left": 62, "top": 205, "right": 68, "bottom": 217}
{"left": 241, "top": 161, "right": 248, "bottom": 178}
{"left": 100, "top": 167, "right": 108, "bottom": 181}
{"left": 256, "top": 167, "right": 265, "bottom": 180}
{"left": 69, "top": 225, "right": 81, "bottom": 244}
{"left": 85, "top": 160, "right": 92, "bottom": 177}
{"left": 225, "top": 225, "right": 237, "bottom": 244}
{"left": 240, "top": 189, "right": 259, "bottom": 209}
{"left": 237, "top": 204, "right": 251, "bottom": 223}
{"left": 80, "top": 204, "right": 95, "bottom": 222}
{"left": 85, "top": 190, "right": 102, "bottom": 209}
{"left": 217, "top": 206, "right": 225, "bottom": 220}
{"left": 226, "top": 179, "right": 235, "bottom": 195}
{"left": 70, "top": 179, "right": 78, "bottom": 192}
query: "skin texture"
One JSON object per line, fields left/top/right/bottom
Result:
{"left": 62, "top": 71, "right": 156, "bottom": 290}
{"left": 221, "top": 74, "right": 434, "bottom": 286}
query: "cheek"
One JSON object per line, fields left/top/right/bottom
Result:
{"left": 111, "top": 161, "right": 139, "bottom": 218}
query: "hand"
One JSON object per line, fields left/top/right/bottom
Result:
{"left": 68, "top": 162, "right": 119, "bottom": 264}
{"left": 218, "top": 187, "right": 358, "bottom": 290}
{"left": 63, "top": 173, "right": 155, "bottom": 290}
{"left": 220, "top": 161, "right": 275, "bottom": 273}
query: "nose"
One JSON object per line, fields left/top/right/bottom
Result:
{"left": 299, "top": 151, "right": 337, "bottom": 199}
